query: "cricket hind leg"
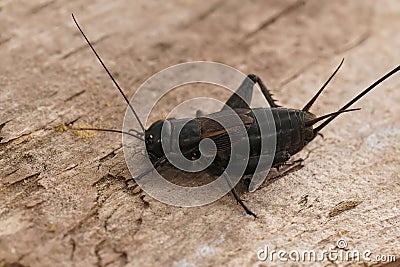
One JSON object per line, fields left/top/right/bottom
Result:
{"left": 244, "top": 151, "right": 291, "bottom": 192}
{"left": 222, "top": 74, "right": 280, "bottom": 111}
{"left": 222, "top": 75, "right": 254, "bottom": 110}
{"left": 270, "top": 151, "right": 304, "bottom": 182}
{"left": 273, "top": 159, "right": 304, "bottom": 179}
{"left": 263, "top": 146, "right": 323, "bottom": 187}
{"left": 247, "top": 74, "right": 280, "bottom": 108}
{"left": 243, "top": 160, "right": 304, "bottom": 192}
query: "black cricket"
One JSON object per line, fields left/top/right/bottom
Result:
{"left": 71, "top": 14, "right": 400, "bottom": 217}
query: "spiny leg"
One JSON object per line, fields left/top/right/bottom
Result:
{"left": 270, "top": 160, "right": 304, "bottom": 183}
{"left": 271, "top": 151, "right": 291, "bottom": 171}
{"left": 247, "top": 74, "right": 280, "bottom": 108}
{"left": 244, "top": 151, "right": 290, "bottom": 192}
{"left": 222, "top": 75, "right": 255, "bottom": 110}
{"left": 223, "top": 173, "right": 257, "bottom": 218}
{"left": 244, "top": 159, "right": 304, "bottom": 191}
{"left": 270, "top": 148, "right": 315, "bottom": 183}
{"left": 222, "top": 74, "right": 280, "bottom": 111}
{"left": 267, "top": 146, "right": 323, "bottom": 185}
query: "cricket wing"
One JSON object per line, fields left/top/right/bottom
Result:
{"left": 197, "top": 108, "right": 254, "bottom": 153}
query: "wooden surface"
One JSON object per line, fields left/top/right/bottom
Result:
{"left": 0, "top": 1, "right": 399, "bottom": 266}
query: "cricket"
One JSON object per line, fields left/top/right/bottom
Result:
{"left": 71, "top": 14, "right": 400, "bottom": 217}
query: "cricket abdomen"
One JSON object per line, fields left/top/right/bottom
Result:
{"left": 245, "top": 107, "right": 315, "bottom": 170}
{"left": 271, "top": 108, "right": 315, "bottom": 156}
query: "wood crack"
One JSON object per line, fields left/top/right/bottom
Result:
{"left": 334, "top": 31, "right": 371, "bottom": 54}
{"left": 61, "top": 34, "right": 111, "bottom": 60}
{"left": 64, "top": 90, "right": 86, "bottom": 102}
{"left": 8, "top": 172, "right": 41, "bottom": 186}
{"left": 28, "top": 0, "right": 55, "bottom": 15}
{"left": 0, "top": 36, "right": 12, "bottom": 46}
{"left": 241, "top": 0, "right": 306, "bottom": 41}
{"left": 181, "top": 0, "right": 224, "bottom": 29}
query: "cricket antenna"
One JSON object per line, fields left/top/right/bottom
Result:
{"left": 71, "top": 14, "right": 146, "bottom": 133}
{"left": 314, "top": 64, "right": 400, "bottom": 133}
{"left": 70, "top": 127, "right": 144, "bottom": 141}
{"left": 303, "top": 58, "right": 344, "bottom": 112}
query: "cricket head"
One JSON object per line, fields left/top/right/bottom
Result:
{"left": 145, "top": 120, "right": 171, "bottom": 161}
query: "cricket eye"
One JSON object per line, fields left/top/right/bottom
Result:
{"left": 146, "top": 134, "right": 154, "bottom": 145}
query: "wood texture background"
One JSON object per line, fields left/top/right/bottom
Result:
{"left": 0, "top": 1, "right": 399, "bottom": 266}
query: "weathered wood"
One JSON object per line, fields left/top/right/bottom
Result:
{"left": 0, "top": 1, "right": 399, "bottom": 266}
